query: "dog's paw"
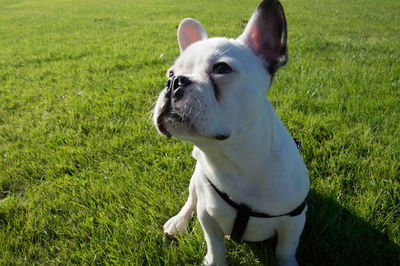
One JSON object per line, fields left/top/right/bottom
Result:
{"left": 202, "top": 254, "right": 227, "bottom": 266}
{"left": 163, "top": 214, "right": 189, "bottom": 238}
{"left": 276, "top": 257, "right": 298, "bottom": 266}
{"left": 202, "top": 255, "right": 214, "bottom": 266}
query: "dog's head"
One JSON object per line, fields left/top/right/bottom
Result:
{"left": 154, "top": 0, "right": 288, "bottom": 143}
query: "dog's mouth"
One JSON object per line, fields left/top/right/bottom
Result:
{"left": 156, "top": 113, "right": 171, "bottom": 137}
{"left": 157, "top": 108, "right": 229, "bottom": 141}
{"left": 156, "top": 107, "right": 190, "bottom": 138}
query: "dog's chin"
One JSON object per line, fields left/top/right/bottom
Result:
{"left": 156, "top": 113, "right": 230, "bottom": 142}
{"left": 156, "top": 112, "right": 191, "bottom": 138}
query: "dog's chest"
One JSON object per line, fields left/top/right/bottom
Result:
{"left": 195, "top": 173, "right": 278, "bottom": 242}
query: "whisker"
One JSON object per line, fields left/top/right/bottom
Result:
{"left": 219, "top": 44, "right": 234, "bottom": 55}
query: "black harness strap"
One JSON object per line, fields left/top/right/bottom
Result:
{"left": 207, "top": 138, "right": 307, "bottom": 243}
{"left": 207, "top": 177, "right": 307, "bottom": 242}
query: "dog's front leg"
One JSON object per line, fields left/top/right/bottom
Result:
{"left": 275, "top": 213, "right": 306, "bottom": 266}
{"left": 197, "top": 207, "right": 226, "bottom": 266}
{"left": 163, "top": 178, "right": 197, "bottom": 238}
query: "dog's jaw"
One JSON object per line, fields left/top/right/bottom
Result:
{"left": 155, "top": 109, "right": 230, "bottom": 142}
{"left": 155, "top": 104, "right": 193, "bottom": 139}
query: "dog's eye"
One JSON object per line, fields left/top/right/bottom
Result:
{"left": 212, "top": 62, "right": 232, "bottom": 74}
{"left": 168, "top": 71, "right": 174, "bottom": 77}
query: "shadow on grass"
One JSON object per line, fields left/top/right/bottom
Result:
{"left": 243, "top": 190, "right": 400, "bottom": 265}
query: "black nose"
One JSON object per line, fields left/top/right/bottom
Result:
{"left": 168, "top": 75, "right": 191, "bottom": 101}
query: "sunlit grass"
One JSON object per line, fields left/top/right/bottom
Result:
{"left": 0, "top": 0, "right": 399, "bottom": 264}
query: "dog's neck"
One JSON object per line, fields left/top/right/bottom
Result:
{"left": 192, "top": 97, "right": 282, "bottom": 183}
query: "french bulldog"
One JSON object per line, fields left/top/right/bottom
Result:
{"left": 153, "top": 0, "right": 310, "bottom": 265}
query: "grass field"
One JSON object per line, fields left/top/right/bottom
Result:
{"left": 0, "top": 0, "right": 399, "bottom": 264}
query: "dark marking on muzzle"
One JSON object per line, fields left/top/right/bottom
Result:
{"left": 209, "top": 76, "right": 220, "bottom": 101}
{"left": 214, "top": 134, "right": 229, "bottom": 140}
{"left": 167, "top": 75, "right": 192, "bottom": 101}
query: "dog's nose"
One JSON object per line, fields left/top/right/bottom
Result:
{"left": 176, "top": 76, "right": 191, "bottom": 87}
{"left": 170, "top": 76, "right": 191, "bottom": 101}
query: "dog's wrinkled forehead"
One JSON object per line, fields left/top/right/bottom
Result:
{"left": 170, "top": 37, "right": 260, "bottom": 75}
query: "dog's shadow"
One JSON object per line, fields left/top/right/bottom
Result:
{"left": 228, "top": 190, "right": 399, "bottom": 265}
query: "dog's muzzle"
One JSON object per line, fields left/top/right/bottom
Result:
{"left": 156, "top": 75, "right": 230, "bottom": 141}
{"left": 156, "top": 75, "right": 192, "bottom": 137}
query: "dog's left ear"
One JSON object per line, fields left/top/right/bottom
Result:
{"left": 177, "top": 18, "right": 208, "bottom": 53}
{"left": 238, "top": 0, "right": 288, "bottom": 75}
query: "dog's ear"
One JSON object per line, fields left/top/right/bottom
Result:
{"left": 178, "top": 18, "right": 208, "bottom": 53}
{"left": 238, "top": 0, "right": 288, "bottom": 75}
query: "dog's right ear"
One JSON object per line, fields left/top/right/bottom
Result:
{"left": 178, "top": 18, "right": 208, "bottom": 53}
{"left": 238, "top": 0, "right": 288, "bottom": 75}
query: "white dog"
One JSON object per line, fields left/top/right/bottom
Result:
{"left": 153, "top": 0, "right": 309, "bottom": 265}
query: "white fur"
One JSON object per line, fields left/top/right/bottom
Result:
{"left": 154, "top": 8, "right": 309, "bottom": 266}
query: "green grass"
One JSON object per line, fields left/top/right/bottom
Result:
{"left": 0, "top": 0, "right": 399, "bottom": 264}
